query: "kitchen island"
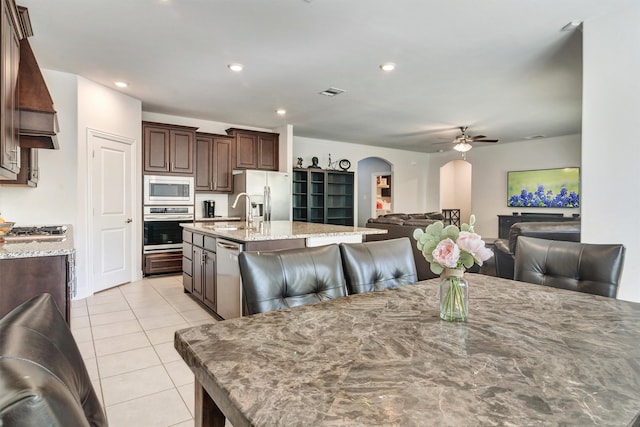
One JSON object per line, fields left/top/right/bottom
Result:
{"left": 180, "top": 221, "right": 386, "bottom": 319}
{"left": 0, "top": 225, "right": 75, "bottom": 324}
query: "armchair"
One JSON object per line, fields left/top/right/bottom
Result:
{"left": 494, "top": 221, "right": 581, "bottom": 279}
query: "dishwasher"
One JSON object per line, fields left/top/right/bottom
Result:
{"left": 216, "top": 239, "right": 244, "bottom": 319}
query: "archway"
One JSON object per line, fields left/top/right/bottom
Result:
{"left": 440, "top": 160, "right": 472, "bottom": 224}
{"left": 357, "top": 157, "right": 392, "bottom": 226}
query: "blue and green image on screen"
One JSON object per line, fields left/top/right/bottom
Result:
{"left": 507, "top": 167, "right": 580, "bottom": 208}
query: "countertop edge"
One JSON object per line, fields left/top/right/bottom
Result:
{"left": 180, "top": 221, "right": 387, "bottom": 242}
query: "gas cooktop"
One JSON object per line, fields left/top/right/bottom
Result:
{"left": 3, "top": 225, "right": 68, "bottom": 241}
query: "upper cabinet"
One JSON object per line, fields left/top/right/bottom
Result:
{"left": 226, "top": 128, "right": 279, "bottom": 171}
{"left": 195, "top": 133, "right": 233, "bottom": 193}
{"left": 1, "top": 146, "right": 37, "bottom": 186}
{"left": 143, "top": 121, "right": 196, "bottom": 175}
{"left": 1, "top": 0, "right": 23, "bottom": 180}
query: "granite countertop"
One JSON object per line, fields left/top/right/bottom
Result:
{"left": 175, "top": 274, "right": 640, "bottom": 426}
{"left": 0, "top": 225, "right": 75, "bottom": 259}
{"left": 193, "top": 217, "right": 241, "bottom": 222}
{"left": 181, "top": 220, "right": 386, "bottom": 242}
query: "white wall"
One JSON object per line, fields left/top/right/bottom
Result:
{"left": 293, "top": 136, "right": 430, "bottom": 222}
{"left": 0, "top": 70, "right": 142, "bottom": 300}
{"left": 142, "top": 112, "right": 273, "bottom": 136}
{"left": 75, "top": 76, "right": 142, "bottom": 299}
{"left": 427, "top": 134, "right": 581, "bottom": 238}
{"left": 582, "top": 4, "right": 640, "bottom": 302}
{"left": 0, "top": 70, "right": 78, "bottom": 225}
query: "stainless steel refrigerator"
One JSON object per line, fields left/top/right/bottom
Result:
{"left": 228, "top": 170, "right": 291, "bottom": 221}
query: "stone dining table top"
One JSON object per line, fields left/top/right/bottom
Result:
{"left": 174, "top": 273, "right": 640, "bottom": 426}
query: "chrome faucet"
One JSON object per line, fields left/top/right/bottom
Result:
{"left": 232, "top": 192, "right": 254, "bottom": 228}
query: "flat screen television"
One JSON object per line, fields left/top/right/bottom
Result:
{"left": 507, "top": 167, "right": 580, "bottom": 208}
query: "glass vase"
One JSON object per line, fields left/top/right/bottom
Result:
{"left": 439, "top": 268, "right": 469, "bottom": 322}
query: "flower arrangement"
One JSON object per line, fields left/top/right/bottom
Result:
{"left": 413, "top": 215, "right": 493, "bottom": 321}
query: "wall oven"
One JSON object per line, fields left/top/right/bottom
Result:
{"left": 143, "top": 206, "right": 194, "bottom": 253}
{"left": 144, "top": 175, "right": 194, "bottom": 206}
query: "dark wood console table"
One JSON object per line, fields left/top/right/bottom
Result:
{"left": 498, "top": 214, "right": 579, "bottom": 239}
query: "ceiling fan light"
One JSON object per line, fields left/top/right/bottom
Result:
{"left": 453, "top": 142, "right": 472, "bottom": 152}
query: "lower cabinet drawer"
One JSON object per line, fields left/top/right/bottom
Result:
{"left": 182, "top": 256, "right": 192, "bottom": 275}
{"left": 144, "top": 252, "right": 182, "bottom": 275}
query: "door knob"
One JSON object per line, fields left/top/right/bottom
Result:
{"left": 125, "top": 218, "right": 133, "bottom": 223}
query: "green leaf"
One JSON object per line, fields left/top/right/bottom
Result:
{"left": 460, "top": 252, "right": 474, "bottom": 269}
{"left": 430, "top": 263, "right": 444, "bottom": 275}
{"left": 444, "top": 225, "right": 459, "bottom": 241}
{"left": 426, "top": 221, "right": 444, "bottom": 237}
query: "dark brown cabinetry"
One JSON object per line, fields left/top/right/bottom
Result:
{"left": 1, "top": 146, "right": 37, "bottom": 186}
{"left": 195, "top": 133, "right": 233, "bottom": 193}
{"left": 0, "top": 254, "right": 72, "bottom": 325}
{"left": 143, "top": 121, "right": 196, "bottom": 175}
{"left": 143, "top": 251, "right": 182, "bottom": 275}
{"left": 226, "top": 128, "right": 279, "bottom": 171}
{"left": 182, "top": 230, "right": 193, "bottom": 293}
{"left": 1, "top": 0, "right": 22, "bottom": 180}
{"left": 185, "top": 232, "right": 216, "bottom": 312}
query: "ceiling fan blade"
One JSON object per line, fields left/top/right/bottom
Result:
{"left": 469, "top": 135, "right": 486, "bottom": 140}
{"left": 474, "top": 139, "right": 499, "bottom": 143}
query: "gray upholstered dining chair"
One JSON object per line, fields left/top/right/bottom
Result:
{"left": 514, "top": 236, "right": 625, "bottom": 298}
{"left": 238, "top": 244, "right": 348, "bottom": 315}
{"left": 339, "top": 237, "right": 418, "bottom": 295}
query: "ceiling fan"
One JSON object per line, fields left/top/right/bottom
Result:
{"left": 440, "top": 126, "right": 499, "bottom": 153}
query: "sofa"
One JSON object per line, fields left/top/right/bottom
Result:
{"left": 0, "top": 293, "right": 107, "bottom": 427}
{"left": 365, "top": 212, "right": 451, "bottom": 281}
{"left": 494, "top": 221, "right": 581, "bottom": 279}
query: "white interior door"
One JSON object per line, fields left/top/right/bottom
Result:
{"left": 90, "top": 130, "right": 134, "bottom": 293}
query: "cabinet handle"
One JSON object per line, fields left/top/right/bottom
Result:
{"left": 171, "top": 162, "right": 174, "bottom": 170}
{"left": 209, "top": 181, "right": 212, "bottom": 190}
{"left": 125, "top": 218, "right": 133, "bottom": 223}
{"left": 213, "top": 180, "right": 217, "bottom": 190}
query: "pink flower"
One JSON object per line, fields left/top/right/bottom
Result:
{"left": 432, "top": 238, "right": 460, "bottom": 268}
{"left": 457, "top": 231, "right": 493, "bottom": 265}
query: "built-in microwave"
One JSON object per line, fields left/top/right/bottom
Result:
{"left": 144, "top": 175, "right": 194, "bottom": 206}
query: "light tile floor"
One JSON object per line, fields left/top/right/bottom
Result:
{"left": 71, "top": 274, "right": 218, "bottom": 427}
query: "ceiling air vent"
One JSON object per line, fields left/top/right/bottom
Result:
{"left": 318, "top": 87, "right": 346, "bottom": 97}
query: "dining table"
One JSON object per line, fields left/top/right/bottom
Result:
{"left": 174, "top": 273, "right": 640, "bottom": 426}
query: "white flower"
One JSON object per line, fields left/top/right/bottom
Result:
{"left": 457, "top": 231, "right": 493, "bottom": 266}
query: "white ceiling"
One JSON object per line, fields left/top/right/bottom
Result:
{"left": 18, "top": 0, "right": 633, "bottom": 153}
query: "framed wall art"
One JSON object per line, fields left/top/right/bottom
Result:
{"left": 507, "top": 167, "right": 580, "bottom": 208}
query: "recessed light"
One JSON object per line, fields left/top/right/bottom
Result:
{"left": 228, "top": 63, "right": 244, "bottom": 72}
{"left": 114, "top": 81, "right": 128, "bottom": 88}
{"left": 379, "top": 62, "right": 396, "bottom": 72}
{"left": 276, "top": 109, "right": 286, "bottom": 116}
{"left": 524, "top": 135, "right": 546, "bottom": 140}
